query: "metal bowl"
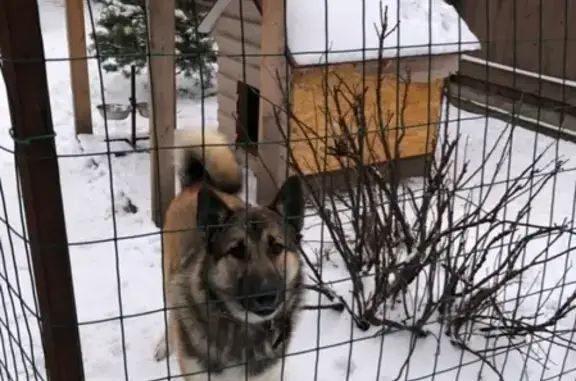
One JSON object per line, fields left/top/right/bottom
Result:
{"left": 135, "top": 102, "right": 150, "bottom": 118}
{"left": 96, "top": 103, "right": 131, "bottom": 120}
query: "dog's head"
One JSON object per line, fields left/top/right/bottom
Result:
{"left": 196, "top": 175, "right": 305, "bottom": 323}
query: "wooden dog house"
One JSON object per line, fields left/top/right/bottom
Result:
{"left": 198, "top": 0, "right": 480, "bottom": 202}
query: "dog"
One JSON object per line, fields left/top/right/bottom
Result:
{"left": 153, "top": 129, "right": 305, "bottom": 381}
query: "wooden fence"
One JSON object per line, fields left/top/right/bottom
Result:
{"left": 454, "top": 0, "right": 576, "bottom": 116}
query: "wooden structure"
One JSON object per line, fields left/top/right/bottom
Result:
{"left": 456, "top": 0, "right": 576, "bottom": 117}
{"left": 147, "top": 0, "right": 176, "bottom": 227}
{"left": 65, "top": 0, "right": 93, "bottom": 135}
{"left": 0, "top": 0, "right": 85, "bottom": 379}
{"left": 198, "top": 0, "right": 480, "bottom": 202}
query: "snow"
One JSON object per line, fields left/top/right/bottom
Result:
{"left": 0, "top": 1, "right": 575, "bottom": 381}
{"left": 286, "top": 0, "right": 481, "bottom": 66}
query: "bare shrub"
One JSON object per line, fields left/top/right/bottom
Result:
{"left": 249, "top": 5, "right": 576, "bottom": 378}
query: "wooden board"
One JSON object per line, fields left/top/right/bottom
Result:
{"left": 215, "top": 33, "right": 262, "bottom": 70}
{"left": 65, "top": 0, "right": 92, "bottom": 134}
{"left": 147, "top": 0, "right": 175, "bottom": 227}
{"left": 255, "top": 0, "right": 290, "bottom": 202}
{"left": 215, "top": 13, "right": 261, "bottom": 46}
{"left": 290, "top": 64, "right": 443, "bottom": 175}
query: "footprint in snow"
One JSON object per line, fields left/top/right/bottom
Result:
{"left": 334, "top": 357, "right": 356, "bottom": 376}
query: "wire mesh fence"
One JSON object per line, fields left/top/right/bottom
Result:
{"left": 0, "top": 0, "right": 576, "bottom": 380}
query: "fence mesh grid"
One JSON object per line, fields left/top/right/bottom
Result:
{"left": 0, "top": 0, "right": 576, "bottom": 380}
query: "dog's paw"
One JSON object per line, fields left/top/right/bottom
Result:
{"left": 153, "top": 335, "right": 168, "bottom": 362}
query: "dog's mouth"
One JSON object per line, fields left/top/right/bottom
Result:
{"left": 206, "top": 281, "right": 284, "bottom": 320}
{"left": 238, "top": 288, "right": 284, "bottom": 317}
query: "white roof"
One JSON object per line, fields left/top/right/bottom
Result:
{"left": 286, "top": 0, "right": 481, "bottom": 66}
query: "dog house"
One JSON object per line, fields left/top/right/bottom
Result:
{"left": 198, "top": 0, "right": 480, "bottom": 201}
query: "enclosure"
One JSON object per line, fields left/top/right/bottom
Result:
{"left": 1, "top": 0, "right": 576, "bottom": 380}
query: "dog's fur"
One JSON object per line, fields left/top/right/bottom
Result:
{"left": 153, "top": 129, "right": 305, "bottom": 381}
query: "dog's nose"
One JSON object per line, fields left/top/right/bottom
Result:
{"left": 241, "top": 281, "right": 282, "bottom": 316}
{"left": 252, "top": 286, "right": 281, "bottom": 312}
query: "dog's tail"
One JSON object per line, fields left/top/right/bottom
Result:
{"left": 174, "top": 129, "right": 242, "bottom": 194}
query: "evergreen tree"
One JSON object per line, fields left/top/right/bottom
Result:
{"left": 90, "top": 0, "right": 216, "bottom": 88}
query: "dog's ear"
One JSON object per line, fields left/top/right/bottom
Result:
{"left": 269, "top": 175, "right": 305, "bottom": 233}
{"left": 197, "top": 185, "right": 231, "bottom": 233}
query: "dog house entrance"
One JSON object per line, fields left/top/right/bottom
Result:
{"left": 236, "top": 81, "right": 260, "bottom": 155}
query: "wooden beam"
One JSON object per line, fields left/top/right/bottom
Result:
{"left": 256, "top": 0, "right": 290, "bottom": 204}
{"left": 198, "top": 0, "right": 232, "bottom": 33}
{"left": 147, "top": 0, "right": 176, "bottom": 227}
{"left": 65, "top": 0, "right": 93, "bottom": 135}
{"left": 0, "top": 0, "right": 85, "bottom": 379}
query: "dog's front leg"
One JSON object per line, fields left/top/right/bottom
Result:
{"left": 153, "top": 332, "right": 171, "bottom": 361}
{"left": 153, "top": 320, "right": 175, "bottom": 361}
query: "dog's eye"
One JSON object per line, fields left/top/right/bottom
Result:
{"left": 228, "top": 243, "right": 247, "bottom": 260}
{"left": 270, "top": 242, "right": 285, "bottom": 256}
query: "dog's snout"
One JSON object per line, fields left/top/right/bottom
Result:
{"left": 252, "top": 284, "right": 281, "bottom": 310}
{"left": 239, "top": 276, "right": 282, "bottom": 316}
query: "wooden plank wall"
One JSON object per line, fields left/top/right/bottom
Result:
{"left": 213, "top": 0, "right": 262, "bottom": 141}
{"left": 457, "top": 0, "right": 576, "bottom": 109}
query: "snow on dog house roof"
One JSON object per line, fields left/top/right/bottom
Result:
{"left": 287, "top": 0, "right": 480, "bottom": 66}
{"left": 199, "top": 0, "right": 481, "bottom": 67}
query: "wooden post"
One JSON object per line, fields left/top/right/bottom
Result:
{"left": 147, "top": 0, "right": 176, "bottom": 227}
{"left": 256, "top": 0, "right": 290, "bottom": 204}
{"left": 65, "top": 0, "right": 93, "bottom": 135}
{"left": 0, "top": 0, "right": 85, "bottom": 379}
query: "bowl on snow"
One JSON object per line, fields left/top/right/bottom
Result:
{"left": 96, "top": 103, "right": 131, "bottom": 120}
{"left": 135, "top": 102, "right": 150, "bottom": 118}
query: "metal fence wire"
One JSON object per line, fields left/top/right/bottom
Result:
{"left": 0, "top": 0, "right": 575, "bottom": 380}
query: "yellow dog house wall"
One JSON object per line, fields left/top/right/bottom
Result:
{"left": 290, "top": 59, "right": 455, "bottom": 176}
{"left": 198, "top": 0, "right": 480, "bottom": 201}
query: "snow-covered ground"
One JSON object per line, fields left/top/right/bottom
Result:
{"left": 0, "top": 1, "right": 575, "bottom": 381}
